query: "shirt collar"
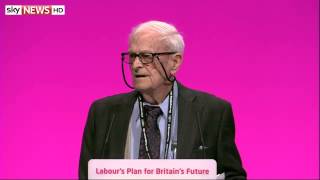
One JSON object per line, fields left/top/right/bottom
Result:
{"left": 143, "top": 94, "right": 169, "bottom": 119}
{"left": 135, "top": 81, "right": 178, "bottom": 121}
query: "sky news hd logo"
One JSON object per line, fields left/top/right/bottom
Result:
{"left": 5, "top": 5, "right": 65, "bottom": 15}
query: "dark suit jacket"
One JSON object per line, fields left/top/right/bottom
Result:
{"left": 79, "top": 83, "right": 246, "bottom": 179}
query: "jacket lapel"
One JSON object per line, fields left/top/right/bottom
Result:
{"left": 107, "top": 91, "right": 138, "bottom": 158}
{"left": 176, "top": 83, "right": 199, "bottom": 158}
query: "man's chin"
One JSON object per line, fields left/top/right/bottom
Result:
{"left": 133, "top": 84, "right": 151, "bottom": 92}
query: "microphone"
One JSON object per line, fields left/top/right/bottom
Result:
{"left": 196, "top": 111, "right": 206, "bottom": 159}
{"left": 101, "top": 113, "right": 115, "bottom": 158}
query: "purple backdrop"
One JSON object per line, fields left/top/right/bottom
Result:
{"left": 1, "top": 0, "right": 319, "bottom": 179}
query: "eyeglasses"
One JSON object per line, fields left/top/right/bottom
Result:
{"left": 121, "top": 52, "right": 177, "bottom": 64}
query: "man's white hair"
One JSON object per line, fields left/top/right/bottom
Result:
{"left": 129, "top": 20, "right": 185, "bottom": 53}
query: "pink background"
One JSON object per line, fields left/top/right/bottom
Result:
{"left": 0, "top": 0, "right": 319, "bottom": 179}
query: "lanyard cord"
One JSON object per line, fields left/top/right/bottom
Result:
{"left": 137, "top": 87, "right": 174, "bottom": 159}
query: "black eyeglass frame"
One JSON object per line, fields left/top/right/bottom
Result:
{"left": 121, "top": 51, "right": 177, "bottom": 64}
{"left": 120, "top": 51, "right": 177, "bottom": 89}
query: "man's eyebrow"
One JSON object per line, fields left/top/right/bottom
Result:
{"left": 129, "top": 50, "right": 154, "bottom": 54}
{"left": 139, "top": 50, "right": 153, "bottom": 53}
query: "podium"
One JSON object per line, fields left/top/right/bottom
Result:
{"left": 88, "top": 159, "right": 217, "bottom": 179}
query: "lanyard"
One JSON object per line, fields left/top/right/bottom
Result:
{"left": 137, "top": 87, "right": 174, "bottom": 159}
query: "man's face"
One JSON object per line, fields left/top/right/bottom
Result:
{"left": 129, "top": 32, "right": 173, "bottom": 92}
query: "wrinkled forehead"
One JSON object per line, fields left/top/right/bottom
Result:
{"left": 129, "top": 30, "right": 167, "bottom": 52}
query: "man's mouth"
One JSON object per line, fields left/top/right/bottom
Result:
{"left": 135, "top": 74, "right": 148, "bottom": 78}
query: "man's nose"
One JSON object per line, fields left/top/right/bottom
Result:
{"left": 131, "top": 56, "right": 143, "bottom": 69}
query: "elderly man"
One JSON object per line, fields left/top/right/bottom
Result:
{"left": 79, "top": 20, "right": 246, "bottom": 179}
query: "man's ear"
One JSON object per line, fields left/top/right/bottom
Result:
{"left": 170, "top": 53, "right": 183, "bottom": 76}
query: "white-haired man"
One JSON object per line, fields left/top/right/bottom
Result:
{"left": 79, "top": 21, "right": 246, "bottom": 179}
